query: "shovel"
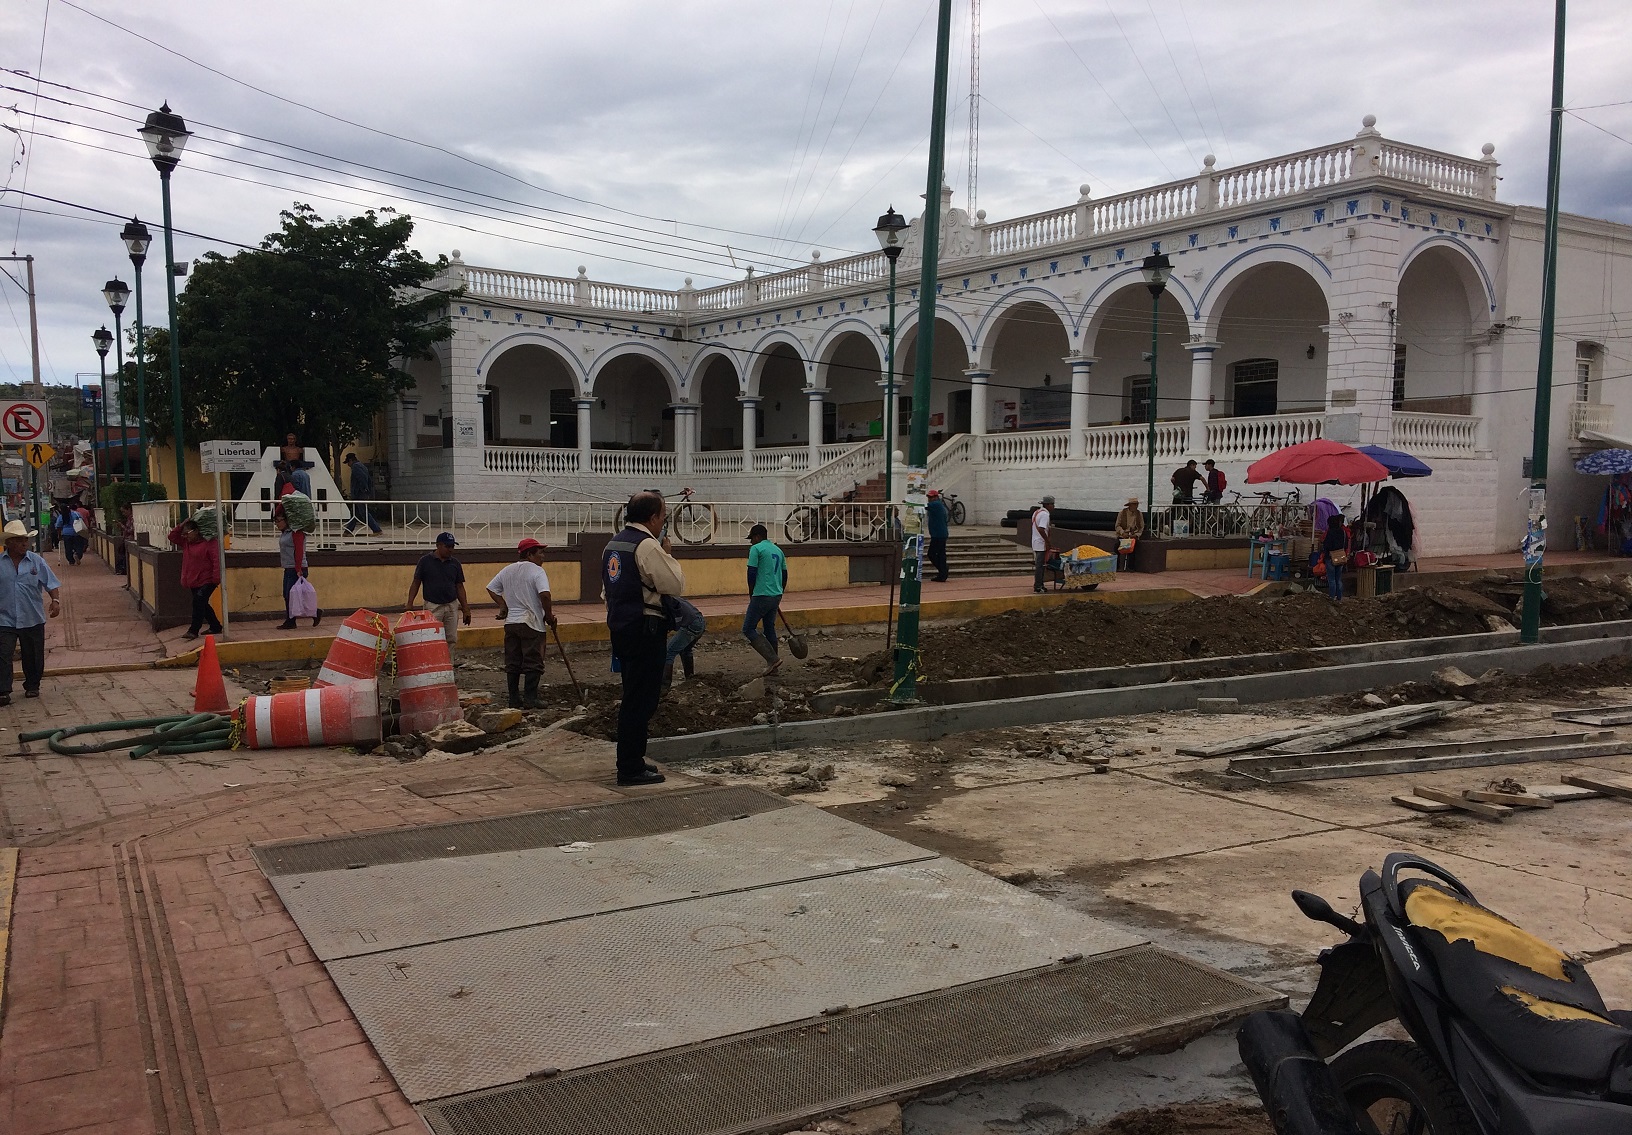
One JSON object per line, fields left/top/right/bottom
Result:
{"left": 777, "top": 610, "right": 809, "bottom": 660}
{"left": 550, "top": 624, "right": 588, "bottom": 705}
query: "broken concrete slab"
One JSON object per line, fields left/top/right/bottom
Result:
{"left": 476, "top": 708, "right": 525, "bottom": 734}
{"left": 418, "top": 719, "right": 488, "bottom": 753}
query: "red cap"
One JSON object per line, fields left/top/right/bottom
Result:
{"left": 927, "top": 489, "right": 940, "bottom": 498}
{"left": 517, "top": 537, "right": 544, "bottom": 554}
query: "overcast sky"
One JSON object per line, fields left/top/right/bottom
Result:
{"left": 2, "top": 0, "right": 1629, "bottom": 389}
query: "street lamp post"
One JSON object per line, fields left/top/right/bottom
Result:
{"left": 121, "top": 218, "right": 152, "bottom": 492}
{"left": 138, "top": 104, "right": 192, "bottom": 500}
{"left": 92, "top": 326, "right": 113, "bottom": 509}
{"left": 873, "top": 206, "right": 908, "bottom": 652}
{"left": 1140, "top": 252, "right": 1172, "bottom": 533}
{"left": 103, "top": 277, "right": 131, "bottom": 481}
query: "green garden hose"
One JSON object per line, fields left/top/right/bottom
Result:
{"left": 20, "top": 712, "right": 235, "bottom": 759}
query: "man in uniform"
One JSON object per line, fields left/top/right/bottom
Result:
{"left": 603, "top": 492, "right": 684, "bottom": 786}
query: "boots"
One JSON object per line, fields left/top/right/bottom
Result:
{"left": 681, "top": 652, "right": 694, "bottom": 679}
{"left": 522, "top": 673, "right": 542, "bottom": 710}
{"left": 749, "top": 634, "right": 781, "bottom": 675}
{"left": 505, "top": 672, "right": 522, "bottom": 709}
{"left": 661, "top": 662, "right": 675, "bottom": 695}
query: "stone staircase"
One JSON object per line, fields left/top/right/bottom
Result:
{"left": 942, "top": 531, "right": 1034, "bottom": 578}
{"left": 846, "top": 473, "right": 888, "bottom": 503}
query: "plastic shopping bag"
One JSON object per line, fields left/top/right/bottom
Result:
{"left": 288, "top": 575, "right": 319, "bottom": 619}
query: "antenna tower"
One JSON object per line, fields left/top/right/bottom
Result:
{"left": 966, "top": 0, "right": 980, "bottom": 215}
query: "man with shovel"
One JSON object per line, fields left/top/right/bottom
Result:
{"left": 743, "top": 524, "right": 788, "bottom": 675}
{"left": 486, "top": 537, "right": 556, "bottom": 710}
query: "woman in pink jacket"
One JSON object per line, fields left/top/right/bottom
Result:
{"left": 168, "top": 519, "right": 223, "bottom": 640}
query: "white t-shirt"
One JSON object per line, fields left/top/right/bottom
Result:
{"left": 1031, "top": 507, "right": 1051, "bottom": 551}
{"left": 490, "top": 561, "right": 552, "bottom": 632}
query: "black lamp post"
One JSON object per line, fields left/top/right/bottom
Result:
{"left": 92, "top": 326, "right": 113, "bottom": 505}
{"left": 872, "top": 206, "right": 908, "bottom": 508}
{"left": 121, "top": 218, "right": 152, "bottom": 492}
{"left": 1140, "top": 252, "right": 1172, "bottom": 532}
{"left": 103, "top": 277, "right": 131, "bottom": 480}
{"left": 138, "top": 103, "right": 192, "bottom": 499}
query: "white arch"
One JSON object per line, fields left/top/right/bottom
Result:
{"left": 894, "top": 307, "right": 976, "bottom": 371}
{"left": 475, "top": 332, "right": 587, "bottom": 393}
{"left": 1398, "top": 236, "right": 1497, "bottom": 323}
{"left": 585, "top": 342, "right": 685, "bottom": 402}
{"left": 971, "top": 287, "right": 1077, "bottom": 369}
{"left": 1193, "top": 245, "right": 1335, "bottom": 339}
{"left": 682, "top": 345, "right": 744, "bottom": 393}
{"left": 813, "top": 318, "right": 887, "bottom": 377}
{"left": 1079, "top": 268, "right": 1201, "bottom": 354}
{"left": 744, "top": 329, "right": 810, "bottom": 395}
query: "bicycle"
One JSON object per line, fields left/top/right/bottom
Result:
{"left": 613, "top": 486, "right": 717, "bottom": 544}
{"left": 785, "top": 491, "right": 890, "bottom": 543}
{"left": 1235, "top": 487, "right": 1304, "bottom": 537}
{"left": 944, "top": 491, "right": 967, "bottom": 526}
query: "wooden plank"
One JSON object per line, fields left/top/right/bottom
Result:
{"left": 1527, "top": 784, "right": 1601, "bottom": 802}
{"left": 1464, "top": 789, "right": 1553, "bottom": 809}
{"left": 1268, "top": 703, "right": 1463, "bottom": 755}
{"left": 0, "top": 847, "right": 15, "bottom": 1020}
{"left": 1233, "top": 741, "right": 1632, "bottom": 784}
{"left": 1413, "top": 785, "right": 1512, "bottom": 821}
{"left": 1552, "top": 706, "right": 1632, "bottom": 726}
{"left": 1561, "top": 773, "right": 1632, "bottom": 801}
{"left": 1392, "top": 794, "right": 1454, "bottom": 814}
{"left": 1229, "top": 732, "right": 1605, "bottom": 775}
{"left": 1179, "top": 701, "right": 1463, "bottom": 758}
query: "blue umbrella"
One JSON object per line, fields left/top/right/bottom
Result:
{"left": 1574, "top": 448, "right": 1632, "bottom": 475}
{"left": 1357, "top": 445, "right": 1433, "bottom": 479}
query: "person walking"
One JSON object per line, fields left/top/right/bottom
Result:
{"left": 661, "top": 594, "right": 706, "bottom": 693}
{"left": 486, "top": 537, "right": 555, "bottom": 710}
{"left": 926, "top": 490, "right": 951, "bottom": 582}
{"left": 167, "top": 518, "right": 223, "bottom": 641}
{"left": 1114, "top": 496, "right": 1144, "bottom": 570}
{"left": 1202, "top": 459, "right": 1227, "bottom": 504}
{"left": 405, "top": 532, "right": 471, "bottom": 651}
{"left": 1031, "top": 495, "right": 1055, "bottom": 594}
{"left": 1171, "top": 459, "right": 1203, "bottom": 503}
{"left": 0, "top": 518, "right": 62, "bottom": 704}
{"left": 274, "top": 513, "right": 321, "bottom": 629}
{"left": 286, "top": 460, "right": 312, "bottom": 498}
{"left": 340, "top": 453, "right": 384, "bottom": 536}
{"left": 58, "top": 503, "right": 88, "bottom": 566}
{"left": 603, "top": 491, "right": 684, "bottom": 787}
{"left": 1322, "top": 513, "right": 1350, "bottom": 601}
{"left": 742, "top": 524, "right": 787, "bottom": 674}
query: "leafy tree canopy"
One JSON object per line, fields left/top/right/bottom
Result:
{"left": 132, "top": 204, "right": 451, "bottom": 455}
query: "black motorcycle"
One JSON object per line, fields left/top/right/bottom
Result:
{"left": 1237, "top": 852, "right": 1632, "bottom": 1134}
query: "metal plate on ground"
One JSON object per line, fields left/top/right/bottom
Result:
{"left": 328, "top": 857, "right": 1143, "bottom": 1101}
{"left": 269, "top": 806, "right": 938, "bottom": 960}
{"left": 1554, "top": 705, "right": 1632, "bottom": 726}
{"left": 253, "top": 784, "right": 790, "bottom": 876}
{"left": 419, "top": 946, "right": 1282, "bottom": 1135}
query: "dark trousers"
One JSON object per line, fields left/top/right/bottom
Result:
{"left": 189, "top": 583, "right": 223, "bottom": 635}
{"left": 928, "top": 536, "right": 949, "bottom": 581}
{"left": 610, "top": 618, "right": 667, "bottom": 777}
{"left": 1325, "top": 552, "right": 1344, "bottom": 600}
{"left": 742, "top": 593, "right": 780, "bottom": 646}
{"left": 344, "top": 503, "right": 382, "bottom": 534}
{"left": 63, "top": 534, "right": 87, "bottom": 564}
{"left": 504, "top": 623, "right": 545, "bottom": 675}
{"left": 282, "top": 567, "right": 299, "bottom": 606}
{"left": 1034, "top": 550, "right": 1048, "bottom": 591}
{"left": 0, "top": 623, "right": 46, "bottom": 694}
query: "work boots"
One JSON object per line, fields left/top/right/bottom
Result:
{"left": 505, "top": 672, "right": 522, "bottom": 709}
{"left": 681, "top": 652, "right": 694, "bottom": 679}
{"left": 749, "top": 634, "right": 781, "bottom": 675}
{"left": 522, "top": 673, "right": 542, "bottom": 710}
{"left": 661, "top": 662, "right": 675, "bottom": 695}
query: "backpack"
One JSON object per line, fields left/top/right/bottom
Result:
{"left": 1213, "top": 469, "right": 1228, "bottom": 494}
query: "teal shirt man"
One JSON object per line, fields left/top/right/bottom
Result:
{"left": 742, "top": 524, "right": 787, "bottom": 673}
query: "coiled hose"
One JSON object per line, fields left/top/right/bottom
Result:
{"left": 20, "top": 712, "right": 235, "bottom": 759}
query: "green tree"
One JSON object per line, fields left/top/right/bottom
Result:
{"left": 128, "top": 204, "right": 452, "bottom": 462}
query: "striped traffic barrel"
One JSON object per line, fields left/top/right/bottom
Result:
{"left": 240, "top": 679, "right": 381, "bottom": 749}
{"left": 393, "top": 610, "right": 462, "bottom": 735}
{"left": 314, "top": 609, "right": 392, "bottom": 688}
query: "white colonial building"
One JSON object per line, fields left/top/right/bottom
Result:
{"left": 387, "top": 116, "right": 1632, "bottom": 557}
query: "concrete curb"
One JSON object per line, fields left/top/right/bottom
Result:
{"left": 645, "top": 633, "right": 1632, "bottom": 762}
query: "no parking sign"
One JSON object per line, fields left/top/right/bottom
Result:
{"left": 0, "top": 400, "right": 50, "bottom": 446}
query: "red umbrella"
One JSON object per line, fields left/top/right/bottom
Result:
{"left": 1247, "top": 439, "right": 1390, "bottom": 486}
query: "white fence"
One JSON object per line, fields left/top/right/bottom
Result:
{"left": 795, "top": 438, "right": 885, "bottom": 500}
{"left": 1390, "top": 412, "right": 1479, "bottom": 457}
{"left": 1206, "top": 413, "right": 1324, "bottom": 461}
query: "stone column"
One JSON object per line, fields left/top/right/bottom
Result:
{"left": 397, "top": 396, "right": 417, "bottom": 477}
{"left": 965, "top": 369, "right": 992, "bottom": 436}
{"left": 1183, "top": 342, "right": 1220, "bottom": 455}
{"left": 671, "top": 403, "right": 697, "bottom": 474}
{"left": 475, "top": 385, "right": 492, "bottom": 447}
{"left": 1064, "top": 355, "right": 1095, "bottom": 459}
{"left": 1471, "top": 336, "right": 1495, "bottom": 453}
{"left": 874, "top": 379, "right": 897, "bottom": 459}
{"left": 574, "top": 398, "right": 594, "bottom": 472}
{"left": 739, "top": 395, "right": 760, "bottom": 471}
{"left": 805, "top": 388, "right": 828, "bottom": 466}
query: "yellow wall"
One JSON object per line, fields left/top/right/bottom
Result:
{"left": 1165, "top": 547, "right": 1250, "bottom": 570}
{"left": 147, "top": 443, "right": 208, "bottom": 502}
{"left": 681, "top": 555, "right": 852, "bottom": 596}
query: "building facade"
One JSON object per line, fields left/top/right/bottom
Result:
{"left": 387, "top": 116, "right": 1632, "bottom": 557}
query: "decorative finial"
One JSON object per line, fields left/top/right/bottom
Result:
{"left": 1362, "top": 114, "right": 1377, "bottom": 129}
{"left": 1203, "top": 154, "right": 1216, "bottom": 169}
{"left": 1481, "top": 142, "right": 1496, "bottom": 157}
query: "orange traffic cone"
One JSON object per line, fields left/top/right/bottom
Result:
{"left": 193, "top": 634, "right": 230, "bottom": 713}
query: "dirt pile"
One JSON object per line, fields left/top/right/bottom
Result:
{"left": 1069, "top": 1101, "right": 1272, "bottom": 1135}
{"left": 569, "top": 671, "right": 823, "bottom": 741}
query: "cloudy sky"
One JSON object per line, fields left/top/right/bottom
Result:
{"left": 2, "top": 0, "right": 1629, "bottom": 389}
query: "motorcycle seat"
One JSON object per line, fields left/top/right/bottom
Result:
{"left": 1403, "top": 880, "right": 1632, "bottom": 1091}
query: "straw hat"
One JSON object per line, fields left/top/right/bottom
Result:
{"left": 3, "top": 519, "right": 35, "bottom": 539}
{"left": 1125, "top": 496, "right": 1140, "bottom": 507}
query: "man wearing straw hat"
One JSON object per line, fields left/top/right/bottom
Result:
{"left": 0, "top": 518, "right": 62, "bottom": 705}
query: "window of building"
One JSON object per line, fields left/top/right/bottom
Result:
{"left": 1393, "top": 344, "right": 1407, "bottom": 410}
{"left": 1578, "top": 343, "right": 1601, "bottom": 403}
{"left": 1230, "top": 358, "right": 1278, "bottom": 417}
{"left": 1128, "top": 376, "right": 1150, "bottom": 424}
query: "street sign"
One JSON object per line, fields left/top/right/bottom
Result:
{"left": 80, "top": 387, "right": 101, "bottom": 408}
{"left": 22, "top": 442, "right": 56, "bottom": 468}
{"left": 0, "top": 400, "right": 50, "bottom": 445}
{"left": 200, "top": 440, "right": 263, "bottom": 474}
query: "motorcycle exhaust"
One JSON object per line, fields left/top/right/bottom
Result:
{"left": 1237, "top": 1010, "right": 1364, "bottom": 1135}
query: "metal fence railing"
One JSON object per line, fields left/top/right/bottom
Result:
{"left": 1151, "top": 501, "right": 1312, "bottom": 540}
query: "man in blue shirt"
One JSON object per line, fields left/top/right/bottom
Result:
{"left": 0, "top": 518, "right": 62, "bottom": 704}
{"left": 341, "top": 453, "right": 384, "bottom": 536}
{"left": 926, "top": 490, "right": 951, "bottom": 582}
{"left": 743, "top": 524, "right": 787, "bottom": 675}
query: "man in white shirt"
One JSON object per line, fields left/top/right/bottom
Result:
{"left": 486, "top": 537, "right": 556, "bottom": 709}
{"left": 1031, "top": 495, "right": 1055, "bottom": 594}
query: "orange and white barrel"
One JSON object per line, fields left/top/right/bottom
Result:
{"left": 393, "top": 610, "right": 461, "bottom": 735}
{"left": 240, "top": 680, "right": 381, "bottom": 749}
{"left": 314, "top": 609, "right": 392, "bottom": 688}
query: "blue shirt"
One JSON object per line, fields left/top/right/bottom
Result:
{"left": 746, "top": 540, "right": 785, "bottom": 597}
{"left": 0, "top": 550, "right": 60, "bottom": 628}
{"left": 289, "top": 467, "right": 313, "bottom": 496}
{"left": 926, "top": 499, "right": 950, "bottom": 538}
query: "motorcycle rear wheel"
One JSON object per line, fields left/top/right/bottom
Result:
{"left": 1331, "top": 1040, "right": 1479, "bottom": 1135}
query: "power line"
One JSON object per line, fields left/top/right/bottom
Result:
{"left": 10, "top": 0, "right": 51, "bottom": 253}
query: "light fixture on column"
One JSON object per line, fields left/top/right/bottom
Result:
{"left": 103, "top": 277, "right": 132, "bottom": 480}
{"left": 120, "top": 217, "right": 153, "bottom": 490}
{"left": 873, "top": 204, "right": 909, "bottom": 511}
{"left": 138, "top": 102, "right": 192, "bottom": 498}
{"left": 91, "top": 326, "right": 113, "bottom": 501}
{"left": 1140, "top": 252, "right": 1172, "bottom": 532}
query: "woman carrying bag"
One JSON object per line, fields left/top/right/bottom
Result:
{"left": 1320, "top": 513, "right": 1350, "bottom": 602}
{"left": 275, "top": 511, "right": 321, "bottom": 629}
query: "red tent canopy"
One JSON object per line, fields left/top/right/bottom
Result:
{"left": 1246, "top": 439, "right": 1390, "bottom": 486}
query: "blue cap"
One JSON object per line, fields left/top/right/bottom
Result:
{"left": 435, "top": 531, "right": 457, "bottom": 546}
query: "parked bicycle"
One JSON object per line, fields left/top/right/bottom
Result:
{"left": 785, "top": 489, "right": 890, "bottom": 543}
{"left": 613, "top": 486, "right": 717, "bottom": 544}
{"left": 944, "top": 491, "right": 967, "bottom": 526}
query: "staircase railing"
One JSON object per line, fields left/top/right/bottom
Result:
{"left": 794, "top": 439, "right": 883, "bottom": 500}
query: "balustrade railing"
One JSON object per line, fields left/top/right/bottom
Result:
{"left": 587, "top": 281, "right": 678, "bottom": 313}
{"left": 1090, "top": 181, "right": 1196, "bottom": 236}
{"left": 985, "top": 209, "right": 1078, "bottom": 256}
{"left": 1080, "top": 422, "right": 1190, "bottom": 463}
{"left": 690, "top": 451, "right": 742, "bottom": 474}
{"left": 589, "top": 450, "right": 679, "bottom": 477}
{"left": 749, "top": 445, "right": 814, "bottom": 472}
{"left": 462, "top": 267, "right": 577, "bottom": 305}
{"left": 1377, "top": 143, "right": 1489, "bottom": 198}
{"left": 1568, "top": 401, "right": 1615, "bottom": 439}
{"left": 978, "top": 429, "right": 1071, "bottom": 465}
{"left": 693, "top": 281, "right": 747, "bottom": 311}
{"left": 1391, "top": 412, "right": 1479, "bottom": 457}
{"left": 1215, "top": 144, "right": 1352, "bottom": 209}
{"left": 925, "top": 433, "right": 975, "bottom": 484}
{"left": 482, "top": 446, "right": 581, "bottom": 475}
{"left": 1205, "top": 413, "right": 1324, "bottom": 461}
{"left": 796, "top": 438, "right": 883, "bottom": 500}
